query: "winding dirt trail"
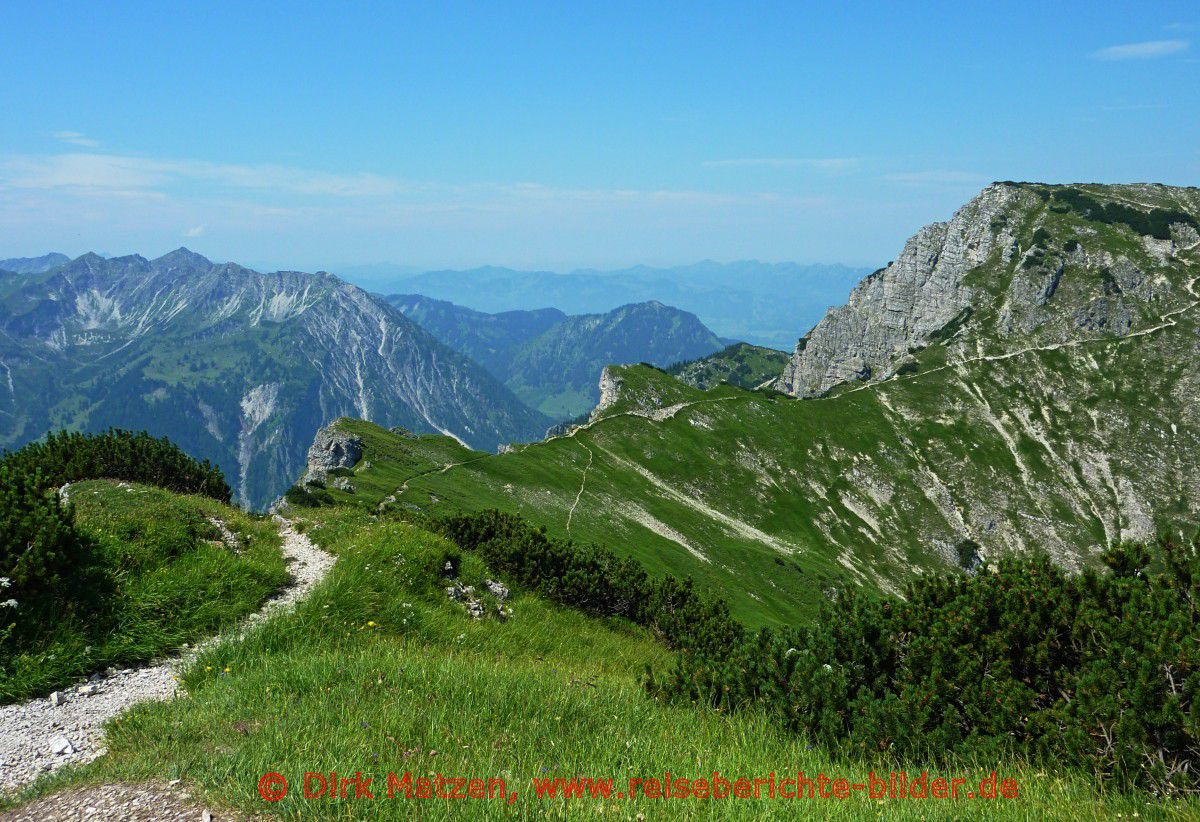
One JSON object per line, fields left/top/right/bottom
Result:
{"left": 377, "top": 455, "right": 489, "bottom": 514}
{"left": 0, "top": 516, "right": 334, "bottom": 795}
{"left": 565, "top": 439, "right": 594, "bottom": 535}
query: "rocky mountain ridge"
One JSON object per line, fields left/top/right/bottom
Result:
{"left": 777, "top": 182, "right": 1200, "bottom": 396}
{"left": 0, "top": 250, "right": 549, "bottom": 508}
{"left": 0, "top": 253, "right": 70, "bottom": 275}
{"left": 343, "top": 182, "right": 1200, "bottom": 626}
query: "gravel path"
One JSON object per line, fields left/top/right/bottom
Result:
{"left": 0, "top": 517, "right": 333, "bottom": 796}
{"left": 0, "top": 782, "right": 249, "bottom": 821}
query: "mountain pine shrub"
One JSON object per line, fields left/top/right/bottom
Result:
{"left": 1, "top": 429, "right": 230, "bottom": 659}
{"left": 1030, "top": 185, "right": 1199, "bottom": 241}
{"left": 0, "top": 466, "right": 83, "bottom": 596}
{"left": 648, "top": 538, "right": 1200, "bottom": 794}
{"left": 0, "top": 429, "right": 230, "bottom": 502}
{"left": 0, "top": 464, "right": 102, "bottom": 653}
{"left": 426, "top": 509, "right": 743, "bottom": 656}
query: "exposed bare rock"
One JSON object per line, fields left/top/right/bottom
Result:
{"left": 777, "top": 183, "right": 1034, "bottom": 396}
{"left": 302, "top": 423, "right": 364, "bottom": 485}
{"left": 594, "top": 366, "right": 624, "bottom": 414}
{"left": 776, "top": 182, "right": 1200, "bottom": 398}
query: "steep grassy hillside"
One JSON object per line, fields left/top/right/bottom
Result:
{"left": 311, "top": 271, "right": 1196, "bottom": 628}
{"left": 308, "top": 183, "right": 1200, "bottom": 628}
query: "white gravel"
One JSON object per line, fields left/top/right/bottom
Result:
{"left": 0, "top": 516, "right": 333, "bottom": 795}
{"left": 0, "top": 781, "right": 246, "bottom": 820}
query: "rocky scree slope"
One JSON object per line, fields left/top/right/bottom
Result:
{"left": 0, "top": 249, "right": 549, "bottom": 509}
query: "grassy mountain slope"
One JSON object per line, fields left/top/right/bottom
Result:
{"left": 666, "top": 342, "right": 791, "bottom": 390}
{"left": 0, "top": 250, "right": 549, "bottom": 509}
{"left": 315, "top": 183, "right": 1200, "bottom": 628}
{"left": 1, "top": 479, "right": 286, "bottom": 702}
{"left": 503, "top": 301, "right": 725, "bottom": 418}
{"left": 16, "top": 505, "right": 1188, "bottom": 819}
{"left": 389, "top": 295, "right": 726, "bottom": 420}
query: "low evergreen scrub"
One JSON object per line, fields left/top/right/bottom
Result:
{"left": 425, "top": 509, "right": 743, "bottom": 656}
{"left": 283, "top": 483, "right": 336, "bottom": 507}
{"left": 1, "top": 430, "right": 231, "bottom": 655}
{"left": 1032, "top": 186, "right": 1199, "bottom": 240}
{"left": 0, "top": 463, "right": 98, "bottom": 650}
{"left": 649, "top": 539, "right": 1200, "bottom": 795}
{"left": 42, "top": 508, "right": 1195, "bottom": 819}
{"left": 0, "top": 429, "right": 230, "bottom": 502}
{"left": 0, "top": 430, "right": 276, "bottom": 701}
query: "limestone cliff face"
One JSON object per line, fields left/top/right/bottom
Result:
{"left": 302, "top": 422, "right": 364, "bottom": 485}
{"left": 776, "top": 182, "right": 1200, "bottom": 398}
{"left": 593, "top": 366, "right": 625, "bottom": 415}
{"left": 776, "top": 184, "right": 1033, "bottom": 396}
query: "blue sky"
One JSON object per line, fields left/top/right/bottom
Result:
{"left": 1, "top": 1, "right": 1197, "bottom": 271}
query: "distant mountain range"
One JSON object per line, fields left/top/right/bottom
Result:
{"left": 386, "top": 295, "right": 726, "bottom": 419}
{"left": 341, "top": 261, "right": 868, "bottom": 349}
{"left": 0, "top": 249, "right": 550, "bottom": 508}
{"left": 0, "top": 254, "right": 70, "bottom": 275}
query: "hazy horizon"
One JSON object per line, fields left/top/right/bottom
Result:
{"left": 3, "top": 4, "right": 1196, "bottom": 270}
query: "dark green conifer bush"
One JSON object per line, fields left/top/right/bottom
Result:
{"left": 0, "top": 429, "right": 230, "bottom": 502}
{"left": 0, "top": 429, "right": 229, "bottom": 662}
{"left": 0, "top": 463, "right": 96, "bottom": 616}
{"left": 426, "top": 509, "right": 743, "bottom": 656}
{"left": 1031, "top": 186, "right": 1199, "bottom": 240}
{"left": 649, "top": 539, "right": 1200, "bottom": 794}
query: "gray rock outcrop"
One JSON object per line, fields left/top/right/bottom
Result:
{"left": 594, "top": 366, "right": 624, "bottom": 413}
{"left": 302, "top": 422, "right": 363, "bottom": 484}
{"left": 776, "top": 183, "right": 1033, "bottom": 396}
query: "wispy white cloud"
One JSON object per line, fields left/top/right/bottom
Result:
{"left": 0, "top": 151, "right": 829, "bottom": 214}
{"left": 702, "top": 157, "right": 860, "bottom": 171}
{"left": 53, "top": 131, "right": 99, "bottom": 148}
{"left": 1, "top": 152, "right": 403, "bottom": 197}
{"left": 884, "top": 170, "right": 987, "bottom": 185}
{"left": 0, "top": 148, "right": 837, "bottom": 258}
{"left": 1090, "top": 39, "right": 1189, "bottom": 61}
